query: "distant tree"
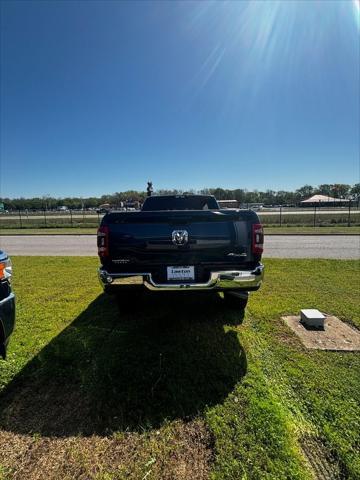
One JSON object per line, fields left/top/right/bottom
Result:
{"left": 233, "top": 189, "right": 245, "bottom": 203}
{"left": 157, "top": 189, "right": 182, "bottom": 196}
{"left": 86, "top": 197, "right": 100, "bottom": 208}
{"left": 244, "top": 190, "right": 261, "bottom": 203}
{"left": 275, "top": 191, "right": 291, "bottom": 205}
{"left": 316, "top": 184, "right": 333, "bottom": 196}
{"left": 295, "top": 185, "right": 314, "bottom": 199}
{"left": 350, "top": 183, "right": 360, "bottom": 200}
{"left": 263, "top": 189, "right": 276, "bottom": 204}
{"left": 331, "top": 184, "right": 351, "bottom": 199}
{"left": 2, "top": 183, "right": 358, "bottom": 210}
{"left": 211, "top": 188, "right": 227, "bottom": 200}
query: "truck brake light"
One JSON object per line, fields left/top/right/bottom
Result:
{"left": 97, "top": 225, "right": 109, "bottom": 257}
{"left": 252, "top": 223, "right": 264, "bottom": 255}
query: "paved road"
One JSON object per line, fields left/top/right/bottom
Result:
{"left": 1, "top": 235, "right": 359, "bottom": 259}
{"left": 265, "top": 235, "right": 359, "bottom": 259}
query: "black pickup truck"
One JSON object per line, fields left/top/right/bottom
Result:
{"left": 97, "top": 195, "right": 264, "bottom": 309}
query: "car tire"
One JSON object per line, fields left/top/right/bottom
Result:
{"left": 223, "top": 291, "right": 248, "bottom": 310}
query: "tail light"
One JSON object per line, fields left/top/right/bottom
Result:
{"left": 97, "top": 225, "right": 109, "bottom": 257}
{"left": 252, "top": 223, "right": 264, "bottom": 255}
{"left": 0, "top": 256, "right": 12, "bottom": 280}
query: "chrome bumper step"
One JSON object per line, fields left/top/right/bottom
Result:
{"left": 98, "top": 264, "right": 264, "bottom": 291}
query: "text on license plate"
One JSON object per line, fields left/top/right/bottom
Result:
{"left": 167, "top": 266, "right": 195, "bottom": 281}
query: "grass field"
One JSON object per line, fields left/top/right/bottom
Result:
{"left": 0, "top": 227, "right": 97, "bottom": 235}
{"left": 259, "top": 212, "right": 360, "bottom": 228}
{"left": 0, "top": 258, "right": 359, "bottom": 479}
{"left": 0, "top": 219, "right": 100, "bottom": 229}
{"left": 264, "top": 226, "right": 360, "bottom": 235}
{"left": 1, "top": 226, "right": 360, "bottom": 236}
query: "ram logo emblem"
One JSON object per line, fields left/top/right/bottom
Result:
{"left": 172, "top": 230, "right": 189, "bottom": 246}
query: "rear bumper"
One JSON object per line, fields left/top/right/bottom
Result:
{"left": 98, "top": 264, "right": 264, "bottom": 292}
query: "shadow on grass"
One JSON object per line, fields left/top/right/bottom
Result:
{"left": 0, "top": 291, "right": 246, "bottom": 437}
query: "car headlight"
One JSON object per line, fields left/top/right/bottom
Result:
{"left": 0, "top": 257, "right": 12, "bottom": 280}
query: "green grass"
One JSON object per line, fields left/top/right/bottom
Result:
{"left": 0, "top": 219, "right": 100, "bottom": 229}
{"left": 0, "top": 258, "right": 359, "bottom": 479}
{"left": 0, "top": 227, "right": 97, "bottom": 235}
{"left": 259, "top": 212, "right": 360, "bottom": 227}
{"left": 264, "top": 226, "right": 360, "bottom": 235}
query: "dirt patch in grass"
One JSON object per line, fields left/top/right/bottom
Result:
{"left": 300, "top": 434, "right": 341, "bottom": 480}
{"left": 0, "top": 419, "right": 212, "bottom": 480}
{"left": 0, "top": 383, "right": 92, "bottom": 438}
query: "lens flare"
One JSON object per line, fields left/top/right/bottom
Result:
{"left": 353, "top": 0, "right": 360, "bottom": 28}
{"left": 185, "top": 0, "right": 359, "bottom": 98}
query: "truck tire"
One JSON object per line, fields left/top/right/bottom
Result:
{"left": 104, "top": 285, "right": 119, "bottom": 295}
{"left": 104, "top": 286, "right": 143, "bottom": 311}
{"left": 223, "top": 291, "right": 248, "bottom": 310}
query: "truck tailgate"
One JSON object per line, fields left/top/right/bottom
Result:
{"left": 102, "top": 210, "right": 258, "bottom": 275}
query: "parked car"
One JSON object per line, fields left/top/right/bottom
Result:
{"left": 0, "top": 251, "right": 15, "bottom": 359}
{"left": 97, "top": 195, "right": 264, "bottom": 310}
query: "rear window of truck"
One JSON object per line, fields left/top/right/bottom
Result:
{"left": 142, "top": 196, "right": 218, "bottom": 211}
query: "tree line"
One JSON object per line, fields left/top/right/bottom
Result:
{"left": 1, "top": 183, "right": 359, "bottom": 211}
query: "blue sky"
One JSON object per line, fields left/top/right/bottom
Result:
{"left": 1, "top": 0, "right": 359, "bottom": 198}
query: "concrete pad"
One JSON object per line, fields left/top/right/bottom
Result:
{"left": 282, "top": 315, "right": 360, "bottom": 351}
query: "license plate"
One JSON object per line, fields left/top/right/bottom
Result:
{"left": 167, "top": 266, "right": 195, "bottom": 281}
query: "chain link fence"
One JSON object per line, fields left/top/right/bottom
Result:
{"left": 0, "top": 206, "right": 359, "bottom": 230}
{"left": 258, "top": 205, "right": 360, "bottom": 228}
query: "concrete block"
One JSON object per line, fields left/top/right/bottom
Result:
{"left": 300, "top": 309, "right": 325, "bottom": 329}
